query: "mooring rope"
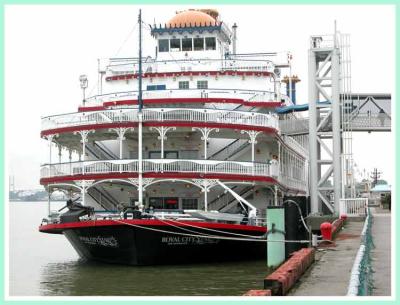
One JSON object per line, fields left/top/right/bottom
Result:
{"left": 112, "top": 219, "right": 310, "bottom": 244}
{"left": 154, "top": 216, "right": 267, "bottom": 239}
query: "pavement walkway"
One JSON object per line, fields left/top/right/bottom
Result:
{"left": 289, "top": 220, "right": 364, "bottom": 296}
{"left": 289, "top": 208, "right": 391, "bottom": 296}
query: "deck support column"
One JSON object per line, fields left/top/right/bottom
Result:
{"left": 192, "top": 179, "right": 219, "bottom": 212}
{"left": 110, "top": 127, "right": 134, "bottom": 172}
{"left": 150, "top": 126, "right": 176, "bottom": 159}
{"left": 241, "top": 130, "right": 261, "bottom": 175}
{"left": 74, "top": 130, "right": 94, "bottom": 175}
{"left": 68, "top": 149, "right": 73, "bottom": 176}
{"left": 192, "top": 127, "right": 219, "bottom": 160}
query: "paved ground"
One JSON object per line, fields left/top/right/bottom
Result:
{"left": 289, "top": 208, "right": 392, "bottom": 296}
{"left": 370, "top": 207, "right": 391, "bottom": 296}
{"left": 289, "top": 220, "right": 364, "bottom": 296}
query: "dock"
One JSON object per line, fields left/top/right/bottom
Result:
{"left": 288, "top": 208, "right": 391, "bottom": 296}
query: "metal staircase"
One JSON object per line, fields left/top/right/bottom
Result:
{"left": 87, "top": 186, "right": 120, "bottom": 211}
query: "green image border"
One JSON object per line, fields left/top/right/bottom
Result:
{"left": 1, "top": 0, "right": 397, "bottom": 304}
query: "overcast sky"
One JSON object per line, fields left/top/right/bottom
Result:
{"left": 5, "top": 4, "right": 395, "bottom": 190}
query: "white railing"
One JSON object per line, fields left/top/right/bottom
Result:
{"left": 84, "top": 88, "right": 281, "bottom": 107}
{"left": 279, "top": 117, "right": 310, "bottom": 135}
{"left": 106, "top": 58, "right": 275, "bottom": 75}
{"left": 279, "top": 174, "right": 308, "bottom": 193}
{"left": 339, "top": 198, "right": 368, "bottom": 216}
{"left": 282, "top": 135, "right": 309, "bottom": 157}
{"left": 41, "top": 159, "right": 308, "bottom": 193}
{"left": 40, "top": 159, "right": 270, "bottom": 179}
{"left": 42, "top": 108, "right": 279, "bottom": 132}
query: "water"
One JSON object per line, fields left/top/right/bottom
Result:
{"left": 9, "top": 202, "right": 269, "bottom": 296}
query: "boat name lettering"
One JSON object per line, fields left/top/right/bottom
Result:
{"left": 161, "top": 236, "right": 219, "bottom": 245}
{"left": 79, "top": 236, "right": 119, "bottom": 248}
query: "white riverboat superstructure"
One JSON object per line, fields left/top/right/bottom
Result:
{"left": 39, "top": 9, "right": 309, "bottom": 265}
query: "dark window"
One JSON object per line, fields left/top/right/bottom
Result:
{"left": 182, "top": 38, "right": 192, "bottom": 51}
{"left": 193, "top": 38, "right": 204, "bottom": 51}
{"left": 164, "top": 151, "right": 179, "bottom": 159}
{"left": 149, "top": 198, "right": 163, "bottom": 209}
{"left": 149, "top": 197, "right": 179, "bottom": 209}
{"left": 179, "top": 81, "right": 189, "bottom": 89}
{"left": 182, "top": 198, "right": 198, "bottom": 209}
{"left": 149, "top": 151, "right": 161, "bottom": 159}
{"left": 197, "top": 80, "right": 208, "bottom": 89}
{"left": 164, "top": 198, "right": 179, "bottom": 209}
{"left": 205, "top": 37, "right": 216, "bottom": 50}
{"left": 149, "top": 151, "right": 178, "bottom": 159}
{"left": 180, "top": 150, "right": 198, "bottom": 159}
{"left": 147, "top": 85, "right": 166, "bottom": 91}
{"left": 158, "top": 39, "right": 169, "bottom": 52}
{"left": 170, "top": 38, "right": 181, "bottom": 51}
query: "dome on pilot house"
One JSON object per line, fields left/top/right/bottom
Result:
{"left": 167, "top": 9, "right": 219, "bottom": 28}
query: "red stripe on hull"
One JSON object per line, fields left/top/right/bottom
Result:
{"left": 39, "top": 218, "right": 268, "bottom": 234}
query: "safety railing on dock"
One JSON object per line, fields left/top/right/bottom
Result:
{"left": 339, "top": 198, "right": 368, "bottom": 216}
{"left": 347, "top": 207, "right": 374, "bottom": 296}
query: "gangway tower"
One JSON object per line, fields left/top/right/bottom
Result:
{"left": 308, "top": 25, "right": 351, "bottom": 214}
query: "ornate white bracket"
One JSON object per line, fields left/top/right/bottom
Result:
{"left": 128, "top": 178, "right": 155, "bottom": 189}
{"left": 241, "top": 130, "right": 261, "bottom": 165}
{"left": 74, "top": 130, "right": 95, "bottom": 144}
{"left": 192, "top": 179, "right": 219, "bottom": 211}
{"left": 109, "top": 127, "right": 134, "bottom": 141}
{"left": 109, "top": 127, "right": 134, "bottom": 159}
{"left": 150, "top": 126, "right": 176, "bottom": 158}
{"left": 75, "top": 180, "right": 95, "bottom": 205}
{"left": 192, "top": 127, "right": 219, "bottom": 159}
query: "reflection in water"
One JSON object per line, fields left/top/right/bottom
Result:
{"left": 40, "top": 259, "right": 269, "bottom": 296}
{"left": 10, "top": 202, "right": 270, "bottom": 296}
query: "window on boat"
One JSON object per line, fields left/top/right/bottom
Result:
{"left": 182, "top": 198, "right": 198, "bottom": 210}
{"left": 170, "top": 38, "right": 181, "bottom": 52}
{"left": 158, "top": 39, "right": 169, "bottom": 52}
{"left": 179, "top": 81, "right": 189, "bottom": 89}
{"left": 149, "top": 197, "right": 163, "bottom": 209}
{"left": 149, "top": 151, "right": 161, "bottom": 159}
{"left": 205, "top": 37, "right": 216, "bottom": 50}
{"left": 197, "top": 80, "right": 208, "bottom": 89}
{"left": 149, "top": 197, "right": 179, "bottom": 209}
{"left": 193, "top": 38, "right": 204, "bottom": 51}
{"left": 164, "top": 151, "right": 179, "bottom": 159}
{"left": 180, "top": 150, "right": 198, "bottom": 159}
{"left": 146, "top": 84, "right": 166, "bottom": 91}
{"left": 149, "top": 151, "right": 178, "bottom": 159}
{"left": 182, "top": 38, "right": 193, "bottom": 51}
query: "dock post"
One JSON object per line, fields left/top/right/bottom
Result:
{"left": 267, "top": 206, "right": 285, "bottom": 268}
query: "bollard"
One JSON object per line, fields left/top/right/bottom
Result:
{"left": 320, "top": 222, "right": 333, "bottom": 241}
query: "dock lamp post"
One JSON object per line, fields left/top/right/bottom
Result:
{"left": 79, "top": 74, "right": 88, "bottom": 106}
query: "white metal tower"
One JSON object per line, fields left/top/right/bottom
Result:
{"left": 308, "top": 27, "right": 343, "bottom": 214}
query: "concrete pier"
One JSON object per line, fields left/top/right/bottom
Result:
{"left": 289, "top": 208, "right": 391, "bottom": 296}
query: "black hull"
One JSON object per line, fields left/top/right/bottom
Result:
{"left": 62, "top": 224, "right": 266, "bottom": 266}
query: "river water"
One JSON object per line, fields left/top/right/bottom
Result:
{"left": 9, "top": 202, "right": 270, "bottom": 296}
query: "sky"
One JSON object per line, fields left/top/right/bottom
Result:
{"left": 5, "top": 4, "right": 395, "bottom": 190}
